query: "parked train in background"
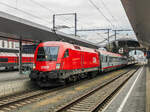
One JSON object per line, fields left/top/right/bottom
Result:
{"left": 0, "top": 45, "right": 37, "bottom": 71}
{"left": 29, "top": 41, "right": 134, "bottom": 87}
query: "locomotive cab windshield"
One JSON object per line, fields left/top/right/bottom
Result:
{"left": 37, "top": 46, "right": 59, "bottom": 61}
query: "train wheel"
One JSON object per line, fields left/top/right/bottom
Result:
{"left": 72, "top": 75, "right": 77, "bottom": 82}
{"left": 68, "top": 75, "right": 77, "bottom": 82}
{"left": 30, "top": 78, "right": 36, "bottom": 82}
{"left": 77, "top": 74, "right": 81, "bottom": 80}
{"left": 5, "top": 67, "right": 8, "bottom": 71}
{"left": 65, "top": 78, "right": 70, "bottom": 84}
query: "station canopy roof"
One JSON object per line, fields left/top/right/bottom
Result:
{"left": 121, "top": 0, "right": 150, "bottom": 48}
{"left": 0, "top": 11, "right": 99, "bottom": 49}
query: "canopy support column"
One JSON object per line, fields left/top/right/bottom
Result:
{"left": 19, "top": 38, "right": 22, "bottom": 74}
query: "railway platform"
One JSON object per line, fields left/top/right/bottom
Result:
{"left": 102, "top": 65, "right": 148, "bottom": 112}
{"left": 0, "top": 71, "right": 29, "bottom": 82}
{"left": 146, "top": 63, "right": 150, "bottom": 112}
{"left": 0, "top": 71, "right": 33, "bottom": 98}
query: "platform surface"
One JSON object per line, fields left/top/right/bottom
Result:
{"left": 146, "top": 63, "right": 150, "bottom": 112}
{"left": 102, "top": 66, "right": 146, "bottom": 112}
{"left": 0, "top": 71, "right": 28, "bottom": 82}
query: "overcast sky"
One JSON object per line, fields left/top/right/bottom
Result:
{"left": 0, "top": 0, "right": 136, "bottom": 44}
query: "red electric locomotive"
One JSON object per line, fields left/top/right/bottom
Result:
{"left": 30, "top": 41, "right": 100, "bottom": 87}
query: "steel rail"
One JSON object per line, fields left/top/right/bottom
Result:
{"left": 0, "top": 66, "right": 137, "bottom": 111}
{"left": 54, "top": 66, "right": 139, "bottom": 112}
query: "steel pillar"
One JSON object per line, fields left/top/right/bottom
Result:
{"left": 108, "top": 29, "right": 110, "bottom": 51}
{"left": 19, "top": 38, "right": 22, "bottom": 74}
{"left": 75, "top": 13, "right": 77, "bottom": 36}
{"left": 53, "top": 14, "right": 55, "bottom": 31}
{"left": 114, "top": 30, "right": 117, "bottom": 41}
{"left": 53, "top": 13, "right": 77, "bottom": 36}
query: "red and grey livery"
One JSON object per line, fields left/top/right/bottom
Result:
{"left": 29, "top": 41, "right": 128, "bottom": 87}
{"left": 0, "top": 48, "right": 34, "bottom": 70}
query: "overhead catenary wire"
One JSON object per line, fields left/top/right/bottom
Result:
{"left": 1, "top": 1, "right": 75, "bottom": 28}
{"left": 100, "top": 0, "right": 116, "bottom": 21}
{"left": 55, "top": 15, "right": 76, "bottom": 26}
{"left": 29, "top": 0, "right": 76, "bottom": 27}
{"left": 99, "top": 0, "right": 124, "bottom": 29}
{"left": 29, "top": 0, "right": 96, "bottom": 31}
{"left": 97, "top": 32, "right": 106, "bottom": 39}
{"left": 29, "top": 0, "right": 54, "bottom": 13}
{"left": 88, "top": 0, "right": 115, "bottom": 29}
{"left": 28, "top": 0, "right": 54, "bottom": 25}
{"left": 16, "top": 0, "right": 18, "bottom": 9}
{"left": 88, "top": 0, "right": 133, "bottom": 42}
{"left": 0, "top": 2, "right": 51, "bottom": 24}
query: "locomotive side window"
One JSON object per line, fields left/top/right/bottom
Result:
{"left": 37, "top": 46, "right": 59, "bottom": 61}
{"left": 37, "top": 47, "right": 45, "bottom": 61}
{"left": 64, "top": 49, "right": 69, "bottom": 58}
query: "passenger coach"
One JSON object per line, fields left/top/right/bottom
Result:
{"left": 98, "top": 50, "right": 127, "bottom": 72}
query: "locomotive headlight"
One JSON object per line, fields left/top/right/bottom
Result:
{"left": 56, "top": 63, "right": 61, "bottom": 69}
{"left": 33, "top": 64, "right": 36, "bottom": 69}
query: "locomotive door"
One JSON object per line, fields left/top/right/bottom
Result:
{"left": 98, "top": 52, "right": 102, "bottom": 71}
{"left": 104, "top": 55, "right": 109, "bottom": 69}
{"left": 106, "top": 55, "right": 110, "bottom": 69}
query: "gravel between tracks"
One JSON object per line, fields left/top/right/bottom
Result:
{"left": 9, "top": 65, "right": 138, "bottom": 112}
{"left": 55, "top": 67, "right": 138, "bottom": 112}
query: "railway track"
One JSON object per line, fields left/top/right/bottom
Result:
{"left": 0, "top": 87, "right": 64, "bottom": 112}
{"left": 0, "top": 77, "right": 95, "bottom": 111}
{"left": 0, "top": 66, "right": 138, "bottom": 112}
{"left": 54, "top": 67, "right": 140, "bottom": 112}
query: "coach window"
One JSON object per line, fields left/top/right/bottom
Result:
{"left": 109, "top": 57, "right": 111, "bottom": 62}
{"left": 101, "top": 55, "right": 103, "bottom": 62}
{"left": 0, "top": 58, "right": 8, "bottom": 62}
{"left": 106, "top": 56, "right": 108, "bottom": 62}
{"left": 103, "top": 56, "right": 106, "bottom": 62}
{"left": 110, "top": 57, "right": 113, "bottom": 62}
{"left": 103, "top": 56, "right": 105, "bottom": 62}
{"left": 101, "top": 56, "right": 103, "bottom": 62}
{"left": 64, "top": 49, "right": 69, "bottom": 58}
